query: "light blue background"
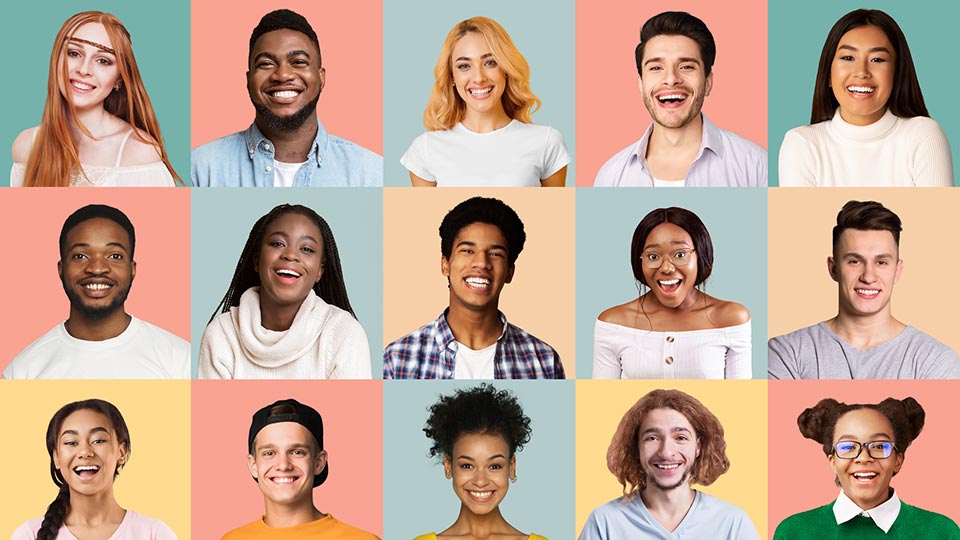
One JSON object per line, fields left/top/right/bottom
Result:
{"left": 576, "top": 188, "right": 768, "bottom": 379}
{"left": 190, "top": 188, "right": 383, "bottom": 377}
{"left": 768, "top": 0, "right": 960, "bottom": 185}
{"left": 384, "top": 380, "right": 575, "bottom": 539}
{"left": 383, "top": 0, "right": 576, "bottom": 186}
{"left": 0, "top": 0, "right": 190, "bottom": 186}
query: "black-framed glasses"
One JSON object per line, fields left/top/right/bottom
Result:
{"left": 833, "top": 440, "right": 897, "bottom": 459}
{"left": 639, "top": 248, "right": 696, "bottom": 269}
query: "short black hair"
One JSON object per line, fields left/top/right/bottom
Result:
{"left": 439, "top": 197, "right": 526, "bottom": 266}
{"left": 832, "top": 200, "right": 902, "bottom": 253}
{"left": 59, "top": 204, "right": 136, "bottom": 260}
{"left": 249, "top": 9, "right": 321, "bottom": 65}
{"left": 635, "top": 11, "right": 716, "bottom": 77}
{"left": 423, "top": 384, "right": 532, "bottom": 459}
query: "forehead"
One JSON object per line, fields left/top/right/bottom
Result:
{"left": 264, "top": 212, "right": 322, "bottom": 239}
{"left": 836, "top": 228, "right": 897, "bottom": 255}
{"left": 65, "top": 218, "right": 131, "bottom": 249}
{"left": 452, "top": 32, "right": 491, "bottom": 59}
{"left": 837, "top": 24, "right": 895, "bottom": 51}
{"left": 253, "top": 421, "right": 317, "bottom": 450}
{"left": 640, "top": 407, "right": 695, "bottom": 432}
{"left": 642, "top": 34, "right": 703, "bottom": 63}
{"left": 61, "top": 409, "right": 112, "bottom": 434}
{"left": 452, "top": 432, "right": 511, "bottom": 456}
{"left": 834, "top": 408, "right": 894, "bottom": 439}
{"left": 645, "top": 222, "right": 694, "bottom": 247}
{"left": 453, "top": 222, "right": 508, "bottom": 247}
{"left": 69, "top": 22, "right": 113, "bottom": 50}
{"left": 252, "top": 28, "right": 319, "bottom": 57}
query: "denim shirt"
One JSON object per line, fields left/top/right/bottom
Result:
{"left": 191, "top": 121, "right": 382, "bottom": 187}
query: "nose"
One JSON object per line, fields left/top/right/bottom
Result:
{"left": 659, "top": 257, "right": 677, "bottom": 273}
{"left": 280, "top": 244, "right": 300, "bottom": 262}
{"left": 470, "top": 252, "right": 493, "bottom": 270}
{"left": 856, "top": 58, "right": 871, "bottom": 79}
{"left": 271, "top": 61, "right": 294, "bottom": 82}
{"left": 663, "top": 66, "right": 680, "bottom": 86}
{"left": 276, "top": 453, "right": 294, "bottom": 470}
{"left": 85, "top": 255, "right": 110, "bottom": 275}
{"left": 859, "top": 262, "right": 877, "bottom": 283}
{"left": 74, "top": 55, "right": 93, "bottom": 76}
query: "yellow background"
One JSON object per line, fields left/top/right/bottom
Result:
{"left": 576, "top": 380, "right": 768, "bottom": 537}
{"left": 0, "top": 381, "right": 190, "bottom": 539}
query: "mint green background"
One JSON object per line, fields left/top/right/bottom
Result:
{"left": 769, "top": 1, "right": 960, "bottom": 186}
{"left": 576, "top": 189, "right": 768, "bottom": 379}
{"left": 0, "top": 0, "right": 190, "bottom": 186}
{"left": 190, "top": 188, "right": 383, "bottom": 377}
{"left": 383, "top": 380, "right": 574, "bottom": 538}
{"left": 383, "top": 0, "right": 576, "bottom": 186}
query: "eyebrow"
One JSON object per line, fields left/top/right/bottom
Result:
{"left": 841, "top": 251, "right": 894, "bottom": 259}
{"left": 644, "top": 56, "right": 701, "bottom": 66}
{"left": 267, "top": 231, "right": 319, "bottom": 244}
{"left": 455, "top": 240, "right": 508, "bottom": 252}
{"left": 60, "top": 426, "right": 109, "bottom": 438}
{"left": 67, "top": 242, "right": 130, "bottom": 253}
{"left": 836, "top": 432, "right": 893, "bottom": 440}
{"left": 643, "top": 240, "right": 692, "bottom": 250}
{"left": 455, "top": 52, "right": 494, "bottom": 62}
{"left": 641, "top": 426, "right": 693, "bottom": 436}
{"left": 457, "top": 453, "right": 507, "bottom": 460}
{"left": 838, "top": 44, "right": 892, "bottom": 54}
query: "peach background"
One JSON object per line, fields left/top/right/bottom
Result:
{"left": 191, "top": 380, "right": 383, "bottom": 539}
{"left": 768, "top": 380, "right": 960, "bottom": 537}
{"left": 191, "top": 0, "right": 383, "bottom": 154}
{"left": 767, "top": 188, "right": 960, "bottom": 352}
{"left": 0, "top": 188, "right": 190, "bottom": 371}
{"left": 0, "top": 380, "right": 191, "bottom": 539}
{"left": 576, "top": 1, "right": 768, "bottom": 186}
{"left": 576, "top": 380, "right": 768, "bottom": 537}
{"left": 382, "top": 188, "right": 576, "bottom": 375}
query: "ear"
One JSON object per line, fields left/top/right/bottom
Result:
{"left": 443, "top": 454, "right": 453, "bottom": 479}
{"left": 247, "top": 453, "right": 258, "bottom": 480}
{"left": 57, "top": 260, "right": 63, "bottom": 280}
{"left": 53, "top": 448, "right": 61, "bottom": 471}
{"left": 130, "top": 260, "right": 137, "bottom": 281}
{"left": 705, "top": 71, "right": 714, "bottom": 97}
{"left": 509, "top": 454, "right": 517, "bottom": 481}
{"left": 695, "top": 436, "right": 702, "bottom": 458}
{"left": 827, "top": 256, "right": 839, "bottom": 282}
{"left": 316, "top": 263, "right": 325, "bottom": 284}
{"left": 117, "top": 441, "right": 128, "bottom": 468}
{"left": 828, "top": 452, "right": 839, "bottom": 478}
{"left": 505, "top": 264, "right": 515, "bottom": 284}
{"left": 318, "top": 67, "right": 326, "bottom": 94}
{"left": 314, "top": 449, "right": 328, "bottom": 477}
{"left": 893, "top": 452, "right": 904, "bottom": 475}
{"left": 894, "top": 258, "right": 903, "bottom": 284}
{"left": 441, "top": 255, "right": 450, "bottom": 278}
{"left": 637, "top": 75, "right": 643, "bottom": 91}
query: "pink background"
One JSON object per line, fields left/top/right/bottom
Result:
{"left": 0, "top": 188, "right": 191, "bottom": 370}
{"left": 575, "top": 1, "right": 768, "bottom": 186}
{"left": 768, "top": 380, "right": 960, "bottom": 538}
{"left": 191, "top": 380, "right": 383, "bottom": 539}
{"left": 190, "top": 0, "right": 383, "bottom": 153}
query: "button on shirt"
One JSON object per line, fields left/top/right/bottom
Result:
{"left": 833, "top": 489, "right": 902, "bottom": 534}
{"left": 382, "top": 310, "right": 564, "bottom": 379}
{"left": 592, "top": 114, "right": 767, "bottom": 187}
{"left": 191, "top": 121, "right": 382, "bottom": 187}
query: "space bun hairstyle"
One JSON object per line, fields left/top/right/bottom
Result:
{"left": 797, "top": 397, "right": 925, "bottom": 457}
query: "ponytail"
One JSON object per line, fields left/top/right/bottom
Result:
{"left": 37, "top": 484, "right": 69, "bottom": 540}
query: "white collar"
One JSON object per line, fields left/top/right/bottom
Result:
{"left": 833, "top": 489, "right": 901, "bottom": 533}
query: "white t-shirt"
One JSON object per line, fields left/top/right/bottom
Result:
{"left": 453, "top": 341, "right": 497, "bottom": 379}
{"left": 272, "top": 159, "right": 308, "bottom": 187}
{"left": 3, "top": 316, "right": 190, "bottom": 379}
{"left": 652, "top": 177, "right": 686, "bottom": 187}
{"left": 401, "top": 120, "right": 570, "bottom": 186}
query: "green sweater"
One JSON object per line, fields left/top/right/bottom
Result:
{"left": 775, "top": 501, "right": 960, "bottom": 539}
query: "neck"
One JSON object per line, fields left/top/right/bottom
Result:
{"left": 263, "top": 499, "right": 324, "bottom": 529}
{"left": 65, "top": 488, "right": 124, "bottom": 527}
{"left": 829, "top": 306, "right": 905, "bottom": 348}
{"left": 259, "top": 295, "right": 307, "bottom": 332}
{"left": 643, "top": 287, "right": 702, "bottom": 312}
{"left": 255, "top": 114, "right": 318, "bottom": 163}
{"left": 446, "top": 303, "right": 503, "bottom": 350}
{"left": 65, "top": 309, "right": 132, "bottom": 341}
{"left": 460, "top": 108, "right": 512, "bottom": 134}
{"left": 648, "top": 114, "right": 703, "bottom": 153}
{"left": 71, "top": 107, "right": 119, "bottom": 139}
{"left": 640, "top": 484, "right": 696, "bottom": 523}
{"left": 447, "top": 504, "right": 516, "bottom": 538}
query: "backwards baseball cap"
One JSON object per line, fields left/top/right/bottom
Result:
{"left": 248, "top": 398, "right": 328, "bottom": 487}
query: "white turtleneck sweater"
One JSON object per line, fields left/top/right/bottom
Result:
{"left": 778, "top": 108, "right": 953, "bottom": 187}
{"left": 198, "top": 287, "right": 372, "bottom": 379}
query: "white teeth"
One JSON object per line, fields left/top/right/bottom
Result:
{"left": 659, "top": 279, "right": 680, "bottom": 285}
{"left": 272, "top": 90, "right": 299, "bottom": 98}
{"left": 72, "top": 81, "right": 94, "bottom": 90}
{"left": 468, "top": 490, "right": 493, "bottom": 500}
{"left": 658, "top": 93, "right": 687, "bottom": 102}
{"left": 74, "top": 466, "right": 99, "bottom": 473}
{"left": 853, "top": 472, "right": 878, "bottom": 478}
{"left": 655, "top": 463, "right": 680, "bottom": 470}
{"left": 272, "top": 477, "right": 296, "bottom": 484}
{"left": 276, "top": 269, "right": 301, "bottom": 278}
{"left": 465, "top": 277, "right": 490, "bottom": 288}
{"left": 84, "top": 283, "right": 110, "bottom": 290}
{"left": 469, "top": 87, "right": 493, "bottom": 95}
{"left": 855, "top": 288, "right": 879, "bottom": 296}
{"left": 847, "top": 86, "right": 875, "bottom": 94}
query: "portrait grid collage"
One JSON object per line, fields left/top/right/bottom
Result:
{"left": 2, "top": 0, "right": 960, "bottom": 539}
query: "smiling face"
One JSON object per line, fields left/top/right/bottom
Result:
{"left": 829, "top": 228, "right": 902, "bottom": 320}
{"left": 450, "top": 32, "right": 508, "bottom": 121}
{"left": 638, "top": 407, "right": 700, "bottom": 492}
{"left": 53, "top": 409, "right": 126, "bottom": 497}
{"left": 639, "top": 34, "right": 712, "bottom": 130}
{"left": 829, "top": 408, "right": 903, "bottom": 510}
{"left": 641, "top": 222, "right": 699, "bottom": 308}
{"left": 248, "top": 422, "right": 326, "bottom": 508}
{"left": 248, "top": 29, "right": 325, "bottom": 133}
{"left": 442, "top": 222, "right": 514, "bottom": 315}
{"left": 255, "top": 212, "right": 324, "bottom": 315}
{"left": 59, "top": 218, "right": 136, "bottom": 321}
{"left": 60, "top": 22, "right": 120, "bottom": 112}
{"left": 443, "top": 432, "right": 515, "bottom": 516}
{"left": 830, "top": 25, "right": 896, "bottom": 126}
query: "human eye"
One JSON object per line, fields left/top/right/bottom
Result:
{"left": 673, "top": 250, "right": 689, "bottom": 260}
{"left": 107, "top": 253, "right": 123, "bottom": 260}
{"left": 835, "top": 441, "right": 857, "bottom": 453}
{"left": 870, "top": 56, "right": 888, "bottom": 63}
{"left": 456, "top": 62, "right": 470, "bottom": 71}
{"left": 644, "top": 252, "right": 661, "bottom": 262}
{"left": 71, "top": 252, "right": 88, "bottom": 260}
{"left": 292, "top": 449, "right": 307, "bottom": 456}
{"left": 459, "top": 463, "right": 473, "bottom": 470}
{"left": 647, "top": 65, "right": 662, "bottom": 72}
{"left": 67, "top": 49, "right": 81, "bottom": 58}
{"left": 257, "top": 59, "right": 276, "bottom": 69}
{"left": 262, "top": 450, "right": 275, "bottom": 457}
{"left": 63, "top": 439, "right": 78, "bottom": 446}
{"left": 484, "top": 58, "right": 498, "bottom": 67}
{"left": 95, "top": 56, "right": 113, "bottom": 66}
{"left": 679, "top": 64, "right": 696, "bottom": 71}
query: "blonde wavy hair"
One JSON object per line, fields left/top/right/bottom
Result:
{"left": 423, "top": 16, "right": 540, "bottom": 131}
{"left": 24, "top": 11, "right": 181, "bottom": 186}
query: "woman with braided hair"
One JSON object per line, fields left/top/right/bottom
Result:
{"left": 774, "top": 397, "right": 960, "bottom": 539}
{"left": 11, "top": 399, "right": 176, "bottom": 540}
{"left": 198, "top": 203, "right": 371, "bottom": 379}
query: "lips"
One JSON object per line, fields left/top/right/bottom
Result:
{"left": 266, "top": 87, "right": 304, "bottom": 103}
{"left": 79, "top": 278, "right": 116, "bottom": 298}
{"left": 466, "top": 489, "right": 494, "bottom": 502}
{"left": 852, "top": 471, "right": 879, "bottom": 482}
{"left": 655, "top": 90, "right": 690, "bottom": 108}
{"left": 70, "top": 79, "right": 95, "bottom": 92}
{"left": 466, "top": 86, "right": 495, "bottom": 100}
{"left": 274, "top": 267, "right": 303, "bottom": 285}
{"left": 854, "top": 288, "right": 880, "bottom": 299}
{"left": 658, "top": 279, "right": 681, "bottom": 294}
{"left": 73, "top": 465, "right": 100, "bottom": 478}
{"left": 464, "top": 276, "right": 491, "bottom": 290}
{"left": 269, "top": 475, "right": 299, "bottom": 485}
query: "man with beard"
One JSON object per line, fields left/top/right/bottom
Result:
{"left": 191, "top": 9, "right": 382, "bottom": 187}
{"left": 593, "top": 11, "right": 766, "bottom": 187}
{"left": 580, "top": 389, "right": 758, "bottom": 540}
{"left": 2, "top": 205, "right": 189, "bottom": 379}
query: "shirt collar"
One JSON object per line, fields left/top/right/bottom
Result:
{"left": 242, "top": 120, "right": 329, "bottom": 166}
{"left": 437, "top": 309, "right": 509, "bottom": 351}
{"left": 630, "top": 114, "right": 721, "bottom": 168}
{"left": 833, "top": 489, "right": 901, "bottom": 533}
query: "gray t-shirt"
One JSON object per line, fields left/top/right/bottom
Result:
{"left": 768, "top": 322, "right": 960, "bottom": 379}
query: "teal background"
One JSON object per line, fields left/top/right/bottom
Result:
{"left": 384, "top": 380, "right": 575, "bottom": 538}
{"left": 190, "top": 188, "right": 383, "bottom": 377}
{"left": 382, "top": 0, "right": 576, "bottom": 186}
{"left": 769, "top": 1, "right": 960, "bottom": 185}
{"left": 0, "top": 0, "right": 190, "bottom": 186}
{"left": 576, "top": 189, "right": 768, "bottom": 379}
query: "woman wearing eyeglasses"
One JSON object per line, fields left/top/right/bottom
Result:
{"left": 774, "top": 397, "right": 960, "bottom": 539}
{"left": 592, "top": 207, "right": 751, "bottom": 379}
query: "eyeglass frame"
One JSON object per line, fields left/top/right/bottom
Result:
{"left": 638, "top": 248, "right": 697, "bottom": 269}
{"left": 832, "top": 440, "right": 898, "bottom": 460}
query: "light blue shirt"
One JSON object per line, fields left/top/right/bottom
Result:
{"left": 191, "top": 121, "right": 382, "bottom": 187}
{"left": 593, "top": 114, "right": 767, "bottom": 187}
{"left": 580, "top": 491, "right": 759, "bottom": 540}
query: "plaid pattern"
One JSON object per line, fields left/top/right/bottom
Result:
{"left": 383, "top": 311, "right": 564, "bottom": 379}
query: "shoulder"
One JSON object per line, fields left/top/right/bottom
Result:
{"left": 326, "top": 516, "right": 380, "bottom": 539}
{"left": 709, "top": 300, "right": 751, "bottom": 328}
{"left": 323, "top": 132, "right": 384, "bottom": 173}
{"left": 126, "top": 510, "right": 177, "bottom": 539}
{"left": 897, "top": 115, "right": 951, "bottom": 148}
{"left": 898, "top": 115, "right": 946, "bottom": 136}
{"left": 192, "top": 130, "right": 247, "bottom": 161}
{"left": 10, "top": 516, "right": 44, "bottom": 540}
{"left": 899, "top": 502, "right": 960, "bottom": 531}
{"left": 506, "top": 321, "right": 557, "bottom": 354}
{"left": 594, "top": 139, "right": 643, "bottom": 187}
{"left": 770, "top": 323, "right": 822, "bottom": 345}
{"left": 901, "top": 326, "right": 953, "bottom": 352}
{"left": 4, "top": 324, "right": 64, "bottom": 378}
{"left": 412, "top": 534, "right": 437, "bottom": 540}
{"left": 715, "top": 125, "right": 767, "bottom": 158}
{"left": 133, "top": 318, "right": 190, "bottom": 352}
{"left": 697, "top": 492, "right": 751, "bottom": 517}
{"left": 598, "top": 301, "right": 634, "bottom": 326}
{"left": 317, "top": 302, "right": 367, "bottom": 338}
{"left": 221, "top": 519, "right": 261, "bottom": 539}
{"left": 119, "top": 129, "right": 163, "bottom": 166}
{"left": 585, "top": 495, "right": 636, "bottom": 522}
{"left": 780, "top": 122, "right": 832, "bottom": 150}
{"left": 385, "top": 320, "right": 436, "bottom": 354}
{"left": 12, "top": 126, "right": 39, "bottom": 163}
{"left": 774, "top": 505, "right": 833, "bottom": 537}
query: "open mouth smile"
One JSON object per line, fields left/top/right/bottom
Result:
{"left": 847, "top": 85, "right": 876, "bottom": 94}
{"left": 656, "top": 92, "right": 689, "bottom": 107}
{"left": 269, "top": 475, "right": 299, "bottom": 485}
{"left": 73, "top": 465, "right": 100, "bottom": 478}
{"left": 467, "top": 86, "right": 494, "bottom": 99}
{"left": 854, "top": 288, "right": 879, "bottom": 298}
{"left": 70, "top": 80, "right": 95, "bottom": 92}
{"left": 266, "top": 87, "right": 304, "bottom": 103}
{"left": 274, "top": 267, "right": 303, "bottom": 284}
{"left": 657, "top": 279, "right": 682, "bottom": 293}
{"left": 465, "top": 276, "right": 491, "bottom": 290}
{"left": 852, "top": 471, "right": 878, "bottom": 482}
{"left": 467, "top": 489, "right": 494, "bottom": 502}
